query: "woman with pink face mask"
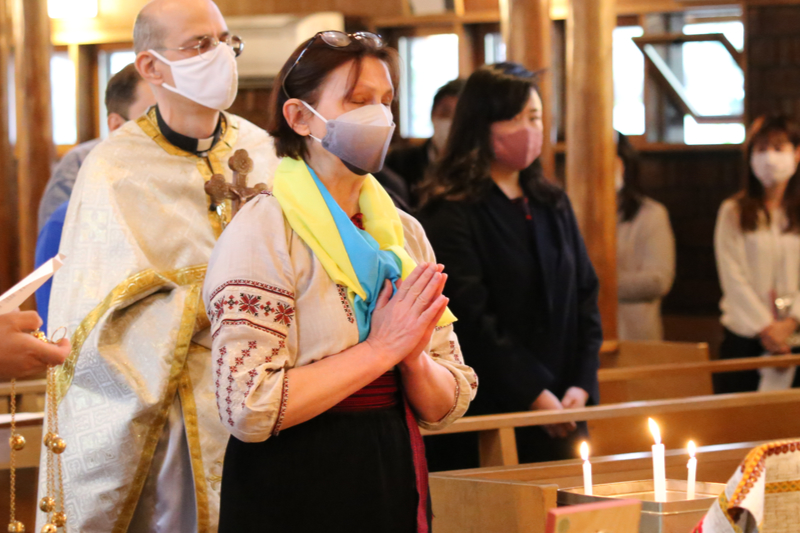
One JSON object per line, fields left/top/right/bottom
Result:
{"left": 714, "top": 115, "right": 800, "bottom": 394}
{"left": 419, "top": 63, "right": 602, "bottom": 470}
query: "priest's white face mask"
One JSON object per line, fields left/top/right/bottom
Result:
{"left": 149, "top": 44, "right": 238, "bottom": 111}
{"left": 302, "top": 101, "right": 396, "bottom": 175}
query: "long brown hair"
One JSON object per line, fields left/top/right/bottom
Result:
{"left": 737, "top": 114, "right": 800, "bottom": 232}
{"left": 617, "top": 132, "right": 643, "bottom": 223}
{"left": 419, "top": 63, "right": 562, "bottom": 207}
{"left": 267, "top": 34, "right": 400, "bottom": 161}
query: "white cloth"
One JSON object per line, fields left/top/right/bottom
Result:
{"left": 617, "top": 197, "right": 675, "bottom": 341}
{"left": 202, "top": 191, "right": 478, "bottom": 443}
{"left": 714, "top": 198, "right": 800, "bottom": 338}
{"left": 694, "top": 440, "right": 800, "bottom": 533}
{"left": 128, "top": 394, "right": 196, "bottom": 533}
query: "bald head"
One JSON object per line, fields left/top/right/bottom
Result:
{"left": 133, "top": 0, "right": 225, "bottom": 54}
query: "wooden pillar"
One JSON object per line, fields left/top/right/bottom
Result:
{"left": 566, "top": 0, "right": 617, "bottom": 338}
{"left": 0, "top": 0, "right": 19, "bottom": 291}
{"left": 500, "top": 0, "right": 555, "bottom": 180}
{"left": 12, "top": 0, "right": 53, "bottom": 276}
{"left": 70, "top": 43, "right": 99, "bottom": 144}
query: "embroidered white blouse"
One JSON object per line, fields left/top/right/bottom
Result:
{"left": 715, "top": 198, "right": 800, "bottom": 338}
{"left": 202, "top": 192, "right": 478, "bottom": 443}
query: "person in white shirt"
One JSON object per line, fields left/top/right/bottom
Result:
{"left": 714, "top": 114, "right": 800, "bottom": 393}
{"left": 616, "top": 133, "right": 675, "bottom": 341}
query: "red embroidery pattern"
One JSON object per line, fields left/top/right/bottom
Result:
{"left": 241, "top": 341, "right": 259, "bottom": 407}
{"left": 270, "top": 339, "right": 286, "bottom": 362}
{"left": 215, "top": 346, "right": 227, "bottom": 415}
{"left": 337, "top": 285, "right": 355, "bottom": 323}
{"left": 449, "top": 340, "right": 462, "bottom": 364}
{"left": 212, "top": 318, "right": 286, "bottom": 340}
{"left": 238, "top": 293, "right": 262, "bottom": 316}
{"left": 272, "top": 374, "right": 289, "bottom": 436}
{"left": 212, "top": 299, "right": 225, "bottom": 322}
{"left": 223, "top": 342, "right": 258, "bottom": 426}
{"left": 273, "top": 302, "right": 295, "bottom": 326}
{"left": 210, "top": 279, "right": 294, "bottom": 302}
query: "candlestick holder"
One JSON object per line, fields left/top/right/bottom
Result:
{"left": 558, "top": 480, "right": 725, "bottom": 533}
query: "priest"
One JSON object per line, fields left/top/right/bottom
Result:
{"left": 37, "top": 1, "right": 280, "bottom": 531}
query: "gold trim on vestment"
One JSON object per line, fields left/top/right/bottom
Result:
{"left": 112, "top": 283, "right": 204, "bottom": 533}
{"left": 135, "top": 107, "right": 241, "bottom": 238}
{"left": 178, "top": 364, "right": 211, "bottom": 532}
{"left": 716, "top": 491, "right": 744, "bottom": 533}
{"left": 54, "top": 265, "right": 207, "bottom": 403}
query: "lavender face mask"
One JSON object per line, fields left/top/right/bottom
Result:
{"left": 303, "top": 101, "right": 396, "bottom": 175}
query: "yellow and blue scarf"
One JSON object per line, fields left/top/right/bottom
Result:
{"left": 273, "top": 157, "right": 456, "bottom": 341}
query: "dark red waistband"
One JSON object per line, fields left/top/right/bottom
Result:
{"left": 329, "top": 371, "right": 400, "bottom": 412}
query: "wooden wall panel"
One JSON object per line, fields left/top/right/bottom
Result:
{"left": 632, "top": 148, "right": 742, "bottom": 316}
{"left": 555, "top": 146, "right": 742, "bottom": 318}
{"left": 745, "top": 3, "right": 800, "bottom": 123}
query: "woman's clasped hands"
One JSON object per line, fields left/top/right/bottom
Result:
{"left": 366, "top": 263, "right": 449, "bottom": 366}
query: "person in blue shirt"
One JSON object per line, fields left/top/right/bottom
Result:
{"left": 35, "top": 63, "right": 155, "bottom": 329}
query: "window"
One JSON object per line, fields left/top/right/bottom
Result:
{"left": 398, "top": 34, "right": 459, "bottom": 138}
{"left": 51, "top": 51, "right": 77, "bottom": 145}
{"left": 613, "top": 26, "right": 645, "bottom": 136}
{"left": 98, "top": 49, "right": 136, "bottom": 138}
{"left": 682, "top": 21, "right": 745, "bottom": 144}
{"left": 484, "top": 32, "right": 506, "bottom": 65}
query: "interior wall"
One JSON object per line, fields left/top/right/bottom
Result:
{"left": 746, "top": 3, "right": 800, "bottom": 122}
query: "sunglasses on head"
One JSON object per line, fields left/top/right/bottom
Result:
{"left": 281, "top": 31, "right": 385, "bottom": 99}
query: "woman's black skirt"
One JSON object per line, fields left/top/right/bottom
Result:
{"left": 218, "top": 404, "right": 423, "bottom": 533}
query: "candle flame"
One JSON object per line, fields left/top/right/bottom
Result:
{"left": 648, "top": 418, "right": 662, "bottom": 445}
{"left": 688, "top": 440, "right": 696, "bottom": 458}
{"left": 580, "top": 441, "right": 590, "bottom": 461}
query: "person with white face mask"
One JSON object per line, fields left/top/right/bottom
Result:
{"left": 203, "top": 31, "right": 476, "bottom": 532}
{"left": 714, "top": 115, "right": 800, "bottom": 395}
{"left": 385, "top": 78, "right": 465, "bottom": 208}
{"left": 37, "top": 1, "right": 280, "bottom": 531}
{"left": 615, "top": 133, "right": 675, "bottom": 341}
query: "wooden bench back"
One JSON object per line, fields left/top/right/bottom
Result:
{"left": 599, "top": 341, "right": 713, "bottom": 402}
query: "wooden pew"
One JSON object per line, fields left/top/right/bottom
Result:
{"left": 422, "top": 388, "right": 800, "bottom": 466}
{"left": 0, "top": 380, "right": 46, "bottom": 415}
{"left": 430, "top": 440, "right": 763, "bottom": 533}
{"left": 599, "top": 341, "right": 713, "bottom": 402}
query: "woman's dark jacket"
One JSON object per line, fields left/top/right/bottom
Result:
{"left": 418, "top": 182, "right": 602, "bottom": 416}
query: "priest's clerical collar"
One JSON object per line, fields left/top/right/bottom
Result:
{"left": 155, "top": 105, "right": 222, "bottom": 157}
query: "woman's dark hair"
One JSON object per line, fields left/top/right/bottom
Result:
{"left": 419, "top": 62, "right": 562, "bottom": 207}
{"left": 737, "top": 114, "right": 800, "bottom": 232}
{"left": 617, "top": 132, "right": 644, "bottom": 223}
{"left": 267, "top": 34, "right": 400, "bottom": 160}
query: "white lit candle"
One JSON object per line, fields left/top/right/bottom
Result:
{"left": 580, "top": 441, "right": 593, "bottom": 496}
{"left": 649, "top": 418, "right": 667, "bottom": 502}
{"left": 687, "top": 440, "right": 697, "bottom": 499}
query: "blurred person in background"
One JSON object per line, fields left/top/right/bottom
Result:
{"left": 386, "top": 78, "right": 464, "bottom": 208}
{"left": 616, "top": 132, "right": 675, "bottom": 341}
{"left": 714, "top": 114, "right": 800, "bottom": 393}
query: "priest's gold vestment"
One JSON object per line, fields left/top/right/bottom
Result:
{"left": 36, "top": 109, "right": 280, "bottom": 532}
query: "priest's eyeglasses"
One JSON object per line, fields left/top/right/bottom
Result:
{"left": 282, "top": 31, "right": 384, "bottom": 98}
{"left": 158, "top": 35, "right": 245, "bottom": 59}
